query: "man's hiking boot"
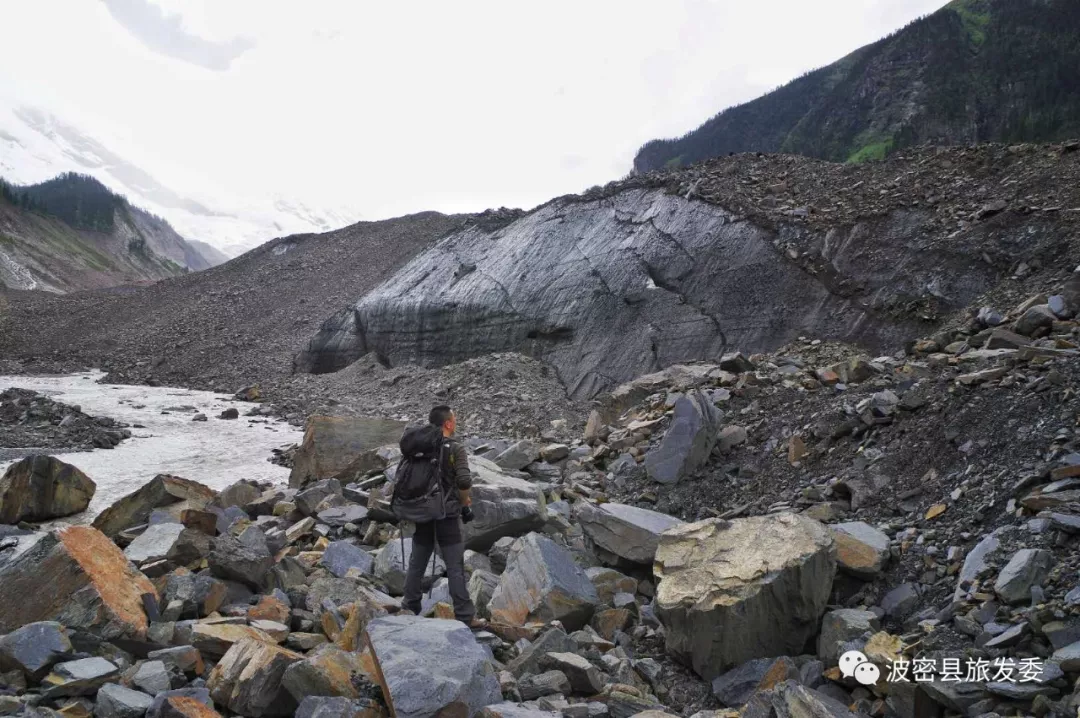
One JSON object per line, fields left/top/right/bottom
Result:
{"left": 465, "top": 618, "right": 488, "bottom": 630}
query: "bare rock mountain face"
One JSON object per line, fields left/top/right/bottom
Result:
{"left": 295, "top": 143, "right": 1077, "bottom": 399}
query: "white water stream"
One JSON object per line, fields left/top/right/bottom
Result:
{"left": 0, "top": 372, "right": 302, "bottom": 519}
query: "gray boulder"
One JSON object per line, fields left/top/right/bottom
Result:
{"left": 208, "top": 534, "right": 273, "bottom": 589}
{"left": 0, "top": 621, "right": 72, "bottom": 680}
{"left": 541, "top": 652, "right": 603, "bottom": 694}
{"left": 954, "top": 530, "right": 1003, "bottom": 601}
{"left": 818, "top": 609, "right": 879, "bottom": 665}
{"left": 0, "top": 455, "right": 96, "bottom": 523}
{"left": 489, "top": 533, "right": 599, "bottom": 631}
{"left": 364, "top": 615, "right": 501, "bottom": 718}
{"left": 320, "top": 541, "right": 374, "bottom": 578}
{"left": 42, "top": 656, "right": 119, "bottom": 698}
{"left": 654, "top": 514, "right": 835, "bottom": 680}
{"left": 644, "top": 391, "right": 722, "bottom": 485}
{"left": 575, "top": 502, "right": 684, "bottom": 565}
{"left": 507, "top": 628, "right": 575, "bottom": 677}
{"left": 295, "top": 479, "right": 343, "bottom": 517}
{"left": 994, "top": 548, "right": 1053, "bottom": 605}
{"left": 124, "top": 523, "right": 186, "bottom": 564}
{"left": 468, "top": 570, "right": 500, "bottom": 619}
{"left": 494, "top": 441, "right": 540, "bottom": 471}
{"left": 881, "top": 582, "right": 921, "bottom": 618}
{"left": 1014, "top": 305, "right": 1056, "bottom": 336}
{"left": 133, "top": 660, "right": 172, "bottom": 696}
{"left": 95, "top": 683, "right": 155, "bottom": 718}
{"left": 374, "top": 538, "right": 445, "bottom": 595}
{"left": 463, "top": 457, "right": 548, "bottom": 552}
{"left": 518, "top": 670, "right": 570, "bottom": 700}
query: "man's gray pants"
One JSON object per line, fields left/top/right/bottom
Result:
{"left": 402, "top": 517, "right": 476, "bottom": 622}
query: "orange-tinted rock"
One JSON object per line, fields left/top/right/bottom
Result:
{"left": 248, "top": 596, "right": 290, "bottom": 624}
{"left": 282, "top": 645, "right": 369, "bottom": 702}
{"left": 208, "top": 638, "right": 302, "bottom": 717}
{"left": 0, "top": 526, "right": 156, "bottom": 639}
{"left": 191, "top": 623, "right": 277, "bottom": 657}
{"left": 160, "top": 695, "right": 225, "bottom": 718}
{"left": 591, "top": 608, "right": 632, "bottom": 641}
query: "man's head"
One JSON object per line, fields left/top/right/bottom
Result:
{"left": 429, "top": 405, "right": 456, "bottom": 436}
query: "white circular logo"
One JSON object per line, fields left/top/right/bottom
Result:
{"left": 839, "top": 650, "right": 879, "bottom": 685}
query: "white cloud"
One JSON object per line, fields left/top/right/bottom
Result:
{"left": 0, "top": 0, "right": 949, "bottom": 245}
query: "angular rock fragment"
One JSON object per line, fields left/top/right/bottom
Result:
{"left": 93, "top": 475, "right": 216, "bottom": 539}
{"left": 0, "top": 621, "right": 72, "bottom": 681}
{"left": 463, "top": 458, "right": 549, "bottom": 551}
{"left": 282, "top": 645, "right": 370, "bottom": 702}
{"left": 208, "top": 534, "right": 273, "bottom": 589}
{"left": 994, "top": 548, "right": 1053, "bottom": 605}
{"left": 654, "top": 514, "right": 835, "bottom": 680}
{"left": 817, "top": 609, "right": 879, "bottom": 665}
{"left": 363, "top": 615, "right": 501, "bottom": 718}
{"left": 289, "top": 416, "right": 406, "bottom": 489}
{"left": 96, "top": 683, "right": 155, "bottom": 718}
{"left": 576, "top": 502, "right": 684, "bottom": 565}
{"left": 0, "top": 455, "right": 95, "bottom": 523}
{"left": 489, "top": 533, "right": 599, "bottom": 631}
{"left": 41, "top": 657, "right": 119, "bottom": 698}
{"left": 644, "top": 391, "right": 722, "bottom": 485}
{"left": 207, "top": 637, "right": 302, "bottom": 717}
{"left": 830, "top": 522, "right": 890, "bottom": 579}
{"left": 321, "top": 541, "right": 374, "bottom": 578}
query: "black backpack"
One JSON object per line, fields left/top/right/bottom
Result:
{"left": 390, "top": 424, "right": 450, "bottom": 523}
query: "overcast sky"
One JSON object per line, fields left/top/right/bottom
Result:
{"left": 1, "top": 0, "right": 949, "bottom": 221}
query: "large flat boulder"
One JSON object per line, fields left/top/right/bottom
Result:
{"left": 463, "top": 457, "right": 548, "bottom": 552}
{"left": 0, "top": 455, "right": 95, "bottom": 523}
{"left": 644, "top": 390, "right": 723, "bottom": 485}
{"left": 93, "top": 474, "right": 216, "bottom": 539}
{"left": 207, "top": 637, "right": 302, "bottom": 717}
{"left": 363, "top": 615, "right": 501, "bottom": 718}
{"left": 0, "top": 526, "right": 157, "bottom": 639}
{"left": 576, "top": 502, "right": 684, "bottom": 565}
{"left": 488, "top": 533, "right": 599, "bottom": 631}
{"left": 289, "top": 416, "right": 406, "bottom": 489}
{"left": 654, "top": 514, "right": 836, "bottom": 680}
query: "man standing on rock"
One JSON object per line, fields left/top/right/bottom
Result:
{"left": 395, "top": 404, "right": 484, "bottom": 627}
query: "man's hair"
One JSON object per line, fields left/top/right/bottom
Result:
{"left": 429, "top": 405, "right": 454, "bottom": 427}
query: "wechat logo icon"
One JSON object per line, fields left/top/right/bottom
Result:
{"left": 839, "top": 650, "right": 881, "bottom": 686}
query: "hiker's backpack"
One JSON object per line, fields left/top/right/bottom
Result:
{"left": 390, "top": 424, "right": 450, "bottom": 523}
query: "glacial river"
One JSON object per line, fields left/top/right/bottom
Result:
{"left": 0, "top": 372, "right": 302, "bottom": 520}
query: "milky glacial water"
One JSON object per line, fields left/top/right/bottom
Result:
{"left": 0, "top": 372, "right": 302, "bottom": 520}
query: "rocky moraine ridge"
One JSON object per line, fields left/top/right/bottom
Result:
{"left": 295, "top": 142, "right": 1080, "bottom": 400}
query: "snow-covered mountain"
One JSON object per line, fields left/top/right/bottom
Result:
{"left": 0, "top": 106, "right": 362, "bottom": 257}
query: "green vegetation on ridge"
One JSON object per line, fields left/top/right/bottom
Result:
{"left": 635, "top": 0, "right": 1080, "bottom": 172}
